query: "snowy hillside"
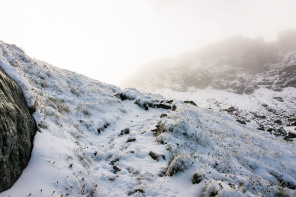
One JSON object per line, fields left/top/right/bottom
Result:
{"left": 0, "top": 40, "right": 296, "bottom": 197}
{"left": 122, "top": 31, "right": 296, "bottom": 135}
{"left": 152, "top": 87, "right": 296, "bottom": 135}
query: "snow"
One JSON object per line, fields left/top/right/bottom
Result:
{"left": 0, "top": 41, "right": 296, "bottom": 196}
{"left": 153, "top": 87, "right": 296, "bottom": 130}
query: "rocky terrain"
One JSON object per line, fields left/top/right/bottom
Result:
{"left": 0, "top": 39, "right": 295, "bottom": 197}
{"left": 122, "top": 30, "right": 296, "bottom": 136}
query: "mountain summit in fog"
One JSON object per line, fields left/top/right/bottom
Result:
{"left": 122, "top": 29, "right": 296, "bottom": 94}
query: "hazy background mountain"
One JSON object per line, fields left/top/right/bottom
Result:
{"left": 120, "top": 29, "right": 296, "bottom": 133}
{"left": 122, "top": 29, "right": 296, "bottom": 94}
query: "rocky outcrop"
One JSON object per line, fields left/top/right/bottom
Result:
{"left": 0, "top": 68, "right": 37, "bottom": 192}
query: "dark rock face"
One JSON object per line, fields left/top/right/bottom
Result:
{"left": 0, "top": 68, "right": 37, "bottom": 192}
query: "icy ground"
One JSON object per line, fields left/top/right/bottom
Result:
{"left": 0, "top": 41, "right": 296, "bottom": 196}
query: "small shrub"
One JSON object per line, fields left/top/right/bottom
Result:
{"left": 165, "top": 154, "right": 193, "bottom": 176}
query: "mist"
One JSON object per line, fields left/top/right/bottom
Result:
{"left": 122, "top": 30, "right": 296, "bottom": 93}
{"left": 0, "top": 0, "right": 296, "bottom": 85}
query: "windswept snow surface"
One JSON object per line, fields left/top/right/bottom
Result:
{"left": 0, "top": 41, "right": 296, "bottom": 196}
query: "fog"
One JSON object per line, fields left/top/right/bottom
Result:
{"left": 1, "top": 0, "right": 296, "bottom": 85}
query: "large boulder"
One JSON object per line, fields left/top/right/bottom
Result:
{"left": 0, "top": 68, "right": 37, "bottom": 192}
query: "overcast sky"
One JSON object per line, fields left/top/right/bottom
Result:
{"left": 1, "top": 0, "right": 296, "bottom": 85}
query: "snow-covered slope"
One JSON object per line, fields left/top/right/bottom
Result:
{"left": 0, "top": 40, "right": 296, "bottom": 197}
{"left": 153, "top": 87, "right": 296, "bottom": 134}
{"left": 122, "top": 32, "right": 296, "bottom": 134}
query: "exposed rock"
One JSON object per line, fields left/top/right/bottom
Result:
{"left": 284, "top": 132, "right": 296, "bottom": 141}
{"left": 274, "top": 119, "right": 282, "bottom": 124}
{"left": 157, "top": 103, "right": 171, "bottom": 109}
{"left": 225, "top": 106, "right": 236, "bottom": 113}
{"left": 172, "top": 104, "right": 177, "bottom": 111}
{"left": 253, "top": 113, "right": 266, "bottom": 119}
{"left": 191, "top": 173, "right": 203, "bottom": 184}
{"left": 149, "top": 151, "right": 158, "bottom": 161}
{"left": 0, "top": 68, "right": 37, "bottom": 192}
{"left": 126, "top": 138, "right": 136, "bottom": 143}
{"left": 160, "top": 113, "right": 167, "bottom": 118}
{"left": 275, "top": 127, "right": 287, "bottom": 136}
{"left": 257, "top": 125, "right": 265, "bottom": 131}
{"left": 113, "top": 166, "right": 121, "bottom": 173}
{"left": 236, "top": 120, "right": 246, "bottom": 125}
{"left": 110, "top": 158, "right": 119, "bottom": 166}
{"left": 120, "top": 128, "right": 130, "bottom": 135}
{"left": 288, "top": 117, "right": 296, "bottom": 122}
{"left": 97, "top": 122, "right": 110, "bottom": 134}
{"left": 160, "top": 100, "right": 173, "bottom": 104}
{"left": 184, "top": 100, "right": 198, "bottom": 107}
{"left": 128, "top": 188, "right": 145, "bottom": 196}
{"left": 114, "top": 92, "right": 135, "bottom": 101}
{"left": 135, "top": 99, "right": 150, "bottom": 110}
{"left": 273, "top": 97, "right": 284, "bottom": 102}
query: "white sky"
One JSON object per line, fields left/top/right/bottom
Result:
{"left": 1, "top": 0, "right": 296, "bottom": 86}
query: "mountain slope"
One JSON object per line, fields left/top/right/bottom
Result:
{"left": 122, "top": 32, "right": 296, "bottom": 133}
{"left": 0, "top": 40, "right": 296, "bottom": 196}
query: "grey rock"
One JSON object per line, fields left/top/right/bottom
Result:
{"left": 126, "top": 137, "right": 136, "bottom": 143}
{"left": 274, "top": 119, "right": 282, "bottom": 124}
{"left": 284, "top": 132, "right": 296, "bottom": 140}
{"left": 236, "top": 119, "right": 246, "bottom": 125}
{"left": 275, "top": 127, "right": 287, "bottom": 136}
{"left": 149, "top": 151, "right": 159, "bottom": 161}
{"left": 184, "top": 100, "right": 198, "bottom": 107}
{"left": 0, "top": 68, "right": 37, "bottom": 192}
{"left": 120, "top": 128, "right": 130, "bottom": 135}
{"left": 225, "top": 106, "right": 236, "bottom": 113}
{"left": 192, "top": 173, "right": 203, "bottom": 184}
{"left": 157, "top": 103, "right": 171, "bottom": 109}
